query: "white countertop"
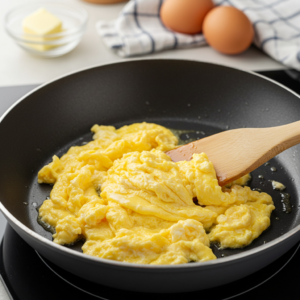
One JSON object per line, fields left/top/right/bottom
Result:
{"left": 0, "top": 1, "right": 287, "bottom": 299}
{"left": 0, "top": 0, "right": 286, "bottom": 87}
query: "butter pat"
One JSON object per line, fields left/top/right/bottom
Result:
{"left": 271, "top": 180, "right": 286, "bottom": 191}
{"left": 22, "top": 8, "right": 62, "bottom": 51}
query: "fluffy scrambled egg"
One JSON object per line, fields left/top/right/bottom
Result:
{"left": 38, "top": 123, "right": 275, "bottom": 265}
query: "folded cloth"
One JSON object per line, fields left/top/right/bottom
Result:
{"left": 96, "top": 0, "right": 300, "bottom": 70}
{"left": 96, "top": 0, "right": 206, "bottom": 57}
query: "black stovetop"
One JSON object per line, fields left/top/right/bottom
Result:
{"left": 1, "top": 69, "right": 300, "bottom": 300}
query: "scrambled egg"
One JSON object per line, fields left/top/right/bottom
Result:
{"left": 38, "top": 123, "right": 275, "bottom": 265}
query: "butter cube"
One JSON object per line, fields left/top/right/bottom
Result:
{"left": 22, "top": 8, "right": 62, "bottom": 51}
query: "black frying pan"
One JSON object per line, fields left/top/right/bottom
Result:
{"left": 1, "top": 60, "right": 300, "bottom": 293}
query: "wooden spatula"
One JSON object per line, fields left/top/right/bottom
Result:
{"left": 166, "top": 121, "right": 300, "bottom": 186}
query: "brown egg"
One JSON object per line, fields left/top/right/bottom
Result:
{"left": 160, "top": 0, "right": 214, "bottom": 34}
{"left": 203, "top": 6, "right": 254, "bottom": 55}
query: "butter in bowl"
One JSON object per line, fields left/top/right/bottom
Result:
{"left": 4, "top": 2, "right": 88, "bottom": 57}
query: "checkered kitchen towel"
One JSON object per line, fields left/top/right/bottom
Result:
{"left": 96, "top": 0, "right": 300, "bottom": 70}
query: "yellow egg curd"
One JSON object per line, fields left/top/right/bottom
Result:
{"left": 38, "top": 122, "right": 275, "bottom": 265}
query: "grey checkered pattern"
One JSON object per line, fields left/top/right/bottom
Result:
{"left": 96, "top": 0, "right": 300, "bottom": 70}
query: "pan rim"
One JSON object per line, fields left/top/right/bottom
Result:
{"left": 0, "top": 58, "right": 300, "bottom": 270}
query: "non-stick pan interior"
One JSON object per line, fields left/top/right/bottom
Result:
{"left": 1, "top": 60, "right": 300, "bottom": 259}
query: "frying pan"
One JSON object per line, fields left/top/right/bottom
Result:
{"left": 1, "top": 60, "right": 300, "bottom": 294}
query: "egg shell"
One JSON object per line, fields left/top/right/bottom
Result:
{"left": 203, "top": 6, "right": 254, "bottom": 55}
{"left": 160, "top": 0, "right": 214, "bottom": 34}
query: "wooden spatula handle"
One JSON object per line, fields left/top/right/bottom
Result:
{"left": 166, "top": 120, "right": 300, "bottom": 186}
{"left": 239, "top": 120, "right": 300, "bottom": 176}
{"left": 270, "top": 120, "right": 300, "bottom": 153}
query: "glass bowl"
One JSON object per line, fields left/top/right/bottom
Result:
{"left": 4, "top": 2, "right": 88, "bottom": 58}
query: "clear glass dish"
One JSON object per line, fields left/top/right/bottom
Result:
{"left": 4, "top": 2, "right": 88, "bottom": 58}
